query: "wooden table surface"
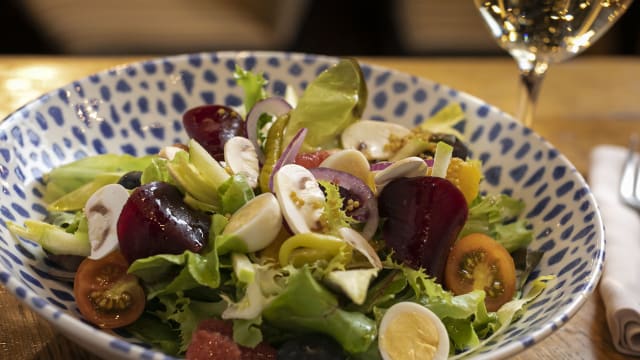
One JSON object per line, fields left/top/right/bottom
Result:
{"left": 1, "top": 55, "right": 639, "bottom": 359}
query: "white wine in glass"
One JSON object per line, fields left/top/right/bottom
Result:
{"left": 474, "top": 0, "right": 633, "bottom": 127}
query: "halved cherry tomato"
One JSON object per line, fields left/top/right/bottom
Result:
{"left": 444, "top": 233, "right": 516, "bottom": 312}
{"left": 294, "top": 150, "right": 331, "bottom": 169}
{"left": 73, "top": 250, "right": 145, "bottom": 329}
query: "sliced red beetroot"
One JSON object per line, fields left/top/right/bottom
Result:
{"left": 116, "top": 181, "right": 211, "bottom": 264}
{"left": 378, "top": 176, "right": 468, "bottom": 281}
{"left": 182, "top": 105, "right": 247, "bottom": 161}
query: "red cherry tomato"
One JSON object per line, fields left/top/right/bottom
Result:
{"left": 294, "top": 150, "right": 331, "bottom": 169}
{"left": 73, "top": 251, "right": 145, "bottom": 329}
{"left": 444, "top": 233, "right": 516, "bottom": 312}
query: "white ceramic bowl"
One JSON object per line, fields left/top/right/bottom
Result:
{"left": 0, "top": 51, "right": 604, "bottom": 359}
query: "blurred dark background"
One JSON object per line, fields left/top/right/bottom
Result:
{"left": 2, "top": 0, "right": 639, "bottom": 56}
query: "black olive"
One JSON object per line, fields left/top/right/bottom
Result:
{"left": 428, "top": 133, "right": 469, "bottom": 159}
{"left": 277, "top": 334, "right": 346, "bottom": 360}
{"left": 117, "top": 171, "right": 143, "bottom": 189}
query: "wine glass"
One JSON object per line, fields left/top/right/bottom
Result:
{"left": 474, "top": 0, "right": 633, "bottom": 127}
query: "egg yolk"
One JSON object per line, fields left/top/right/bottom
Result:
{"left": 380, "top": 310, "right": 440, "bottom": 360}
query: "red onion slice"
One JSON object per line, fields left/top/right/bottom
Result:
{"left": 309, "top": 167, "right": 379, "bottom": 240}
{"left": 246, "top": 97, "right": 292, "bottom": 161}
{"left": 268, "top": 128, "right": 307, "bottom": 192}
{"left": 370, "top": 162, "right": 392, "bottom": 171}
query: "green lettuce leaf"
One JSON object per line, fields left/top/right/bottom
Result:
{"left": 349, "top": 269, "right": 410, "bottom": 314}
{"left": 46, "top": 173, "right": 122, "bottom": 212}
{"left": 494, "top": 220, "right": 534, "bottom": 253}
{"left": 459, "top": 194, "right": 533, "bottom": 252}
{"left": 218, "top": 174, "right": 255, "bottom": 215}
{"left": 283, "top": 59, "right": 367, "bottom": 151}
{"left": 128, "top": 214, "right": 228, "bottom": 298}
{"left": 124, "top": 313, "right": 181, "bottom": 355}
{"left": 427, "top": 290, "right": 486, "bottom": 320}
{"left": 43, "top": 154, "right": 154, "bottom": 203}
{"left": 128, "top": 251, "right": 207, "bottom": 298}
{"left": 141, "top": 157, "right": 173, "bottom": 184}
{"left": 263, "top": 266, "right": 376, "bottom": 354}
{"left": 443, "top": 317, "right": 480, "bottom": 353}
{"left": 233, "top": 317, "right": 264, "bottom": 348}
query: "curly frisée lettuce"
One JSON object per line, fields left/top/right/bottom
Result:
{"left": 350, "top": 257, "right": 550, "bottom": 354}
{"left": 151, "top": 293, "right": 227, "bottom": 353}
{"left": 352, "top": 258, "right": 493, "bottom": 351}
{"left": 317, "top": 179, "right": 358, "bottom": 234}
{"left": 234, "top": 65, "right": 268, "bottom": 116}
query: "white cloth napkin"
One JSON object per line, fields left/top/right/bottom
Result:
{"left": 590, "top": 145, "right": 640, "bottom": 356}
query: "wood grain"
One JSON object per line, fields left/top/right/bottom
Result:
{"left": 1, "top": 55, "right": 638, "bottom": 360}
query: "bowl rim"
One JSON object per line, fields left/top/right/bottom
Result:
{"left": 0, "top": 50, "right": 606, "bottom": 360}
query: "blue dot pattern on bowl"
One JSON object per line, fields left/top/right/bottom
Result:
{"left": 0, "top": 51, "right": 605, "bottom": 360}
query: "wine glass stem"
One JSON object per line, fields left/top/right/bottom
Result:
{"left": 517, "top": 66, "right": 547, "bottom": 128}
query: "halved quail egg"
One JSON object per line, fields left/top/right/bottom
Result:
{"left": 218, "top": 192, "right": 283, "bottom": 253}
{"left": 378, "top": 302, "right": 449, "bottom": 360}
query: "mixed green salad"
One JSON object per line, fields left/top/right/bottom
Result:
{"left": 7, "top": 59, "right": 551, "bottom": 360}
